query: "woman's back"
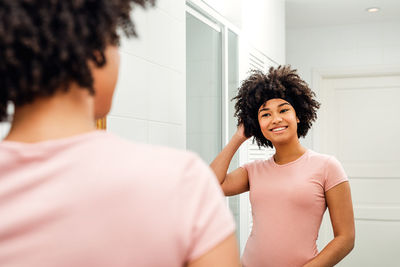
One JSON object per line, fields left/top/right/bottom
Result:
{"left": 0, "top": 131, "right": 235, "bottom": 266}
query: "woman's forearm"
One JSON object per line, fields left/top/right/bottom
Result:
{"left": 303, "top": 235, "right": 354, "bottom": 267}
{"left": 210, "top": 134, "right": 246, "bottom": 184}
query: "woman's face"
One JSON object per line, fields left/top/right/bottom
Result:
{"left": 91, "top": 45, "right": 120, "bottom": 119}
{"left": 257, "top": 98, "right": 300, "bottom": 146}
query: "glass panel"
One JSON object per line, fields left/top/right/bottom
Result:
{"left": 186, "top": 12, "right": 222, "bottom": 164}
{"left": 227, "top": 30, "right": 240, "bottom": 172}
{"left": 226, "top": 30, "right": 241, "bottom": 245}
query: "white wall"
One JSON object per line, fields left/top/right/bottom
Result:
{"left": 201, "top": 0, "right": 242, "bottom": 28}
{"left": 203, "top": 0, "right": 286, "bottom": 64}
{"left": 108, "top": 0, "right": 186, "bottom": 149}
{"left": 286, "top": 21, "right": 400, "bottom": 148}
{"left": 241, "top": 0, "right": 286, "bottom": 64}
{"left": 0, "top": 1, "right": 187, "bottom": 146}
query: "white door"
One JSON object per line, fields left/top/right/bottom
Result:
{"left": 315, "top": 72, "right": 400, "bottom": 267}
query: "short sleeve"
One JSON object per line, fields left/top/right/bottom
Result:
{"left": 324, "top": 156, "right": 348, "bottom": 192}
{"left": 240, "top": 160, "right": 258, "bottom": 177}
{"left": 180, "top": 154, "right": 236, "bottom": 263}
{"left": 241, "top": 162, "right": 250, "bottom": 173}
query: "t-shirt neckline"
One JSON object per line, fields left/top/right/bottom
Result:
{"left": 269, "top": 149, "right": 309, "bottom": 168}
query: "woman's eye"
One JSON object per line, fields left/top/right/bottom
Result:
{"left": 280, "top": 109, "right": 289, "bottom": 113}
{"left": 262, "top": 113, "right": 270, "bottom": 117}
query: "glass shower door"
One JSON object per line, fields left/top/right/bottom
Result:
{"left": 186, "top": 12, "right": 222, "bottom": 164}
{"left": 186, "top": 8, "right": 242, "bottom": 252}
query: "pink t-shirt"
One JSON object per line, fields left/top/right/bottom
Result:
{"left": 0, "top": 131, "right": 235, "bottom": 267}
{"left": 241, "top": 149, "right": 348, "bottom": 267}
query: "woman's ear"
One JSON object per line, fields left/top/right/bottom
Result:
{"left": 296, "top": 117, "right": 300, "bottom": 123}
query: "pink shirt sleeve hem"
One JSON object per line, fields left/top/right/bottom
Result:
{"left": 325, "top": 178, "right": 349, "bottom": 192}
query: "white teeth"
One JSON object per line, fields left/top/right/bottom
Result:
{"left": 272, "top": 127, "right": 286, "bottom": 132}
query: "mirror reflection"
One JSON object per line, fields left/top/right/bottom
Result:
{"left": 0, "top": 0, "right": 399, "bottom": 266}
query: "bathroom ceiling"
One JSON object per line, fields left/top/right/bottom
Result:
{"left": 286, "top": 0, "right": 400, "bottom": 29}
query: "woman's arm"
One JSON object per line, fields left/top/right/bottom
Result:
{"left": 303, "top": 181, "right": 355, "bottom": 267}
{"left": 210, "top": 125, "right": 250, "bottom": 196}
{"left": 210, "top": 124, "right": 248, "bottom": 184}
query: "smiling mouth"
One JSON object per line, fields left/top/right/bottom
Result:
{"left": 270, "top": 126, "right": 288, "bottom": 132}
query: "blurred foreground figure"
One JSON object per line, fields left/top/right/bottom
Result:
{"left": 0, "top": 1, "right": 240, "bottom": 266}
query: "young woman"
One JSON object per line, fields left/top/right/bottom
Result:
{"left": 0, "top": 1, "right": 240, "bottom": 266}
{"left": 211, "top": 66, "right": 355, "bottom": 267}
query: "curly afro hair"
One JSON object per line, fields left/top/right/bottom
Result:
{"left": 233, "top": 65, "right": 320, "bottom": 148}
{"left": 0, "top": 0, "right": 155, "bottom": 122}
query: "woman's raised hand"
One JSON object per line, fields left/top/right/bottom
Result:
{"left": 234, "top": 124, "right": 250, "bottom": 143}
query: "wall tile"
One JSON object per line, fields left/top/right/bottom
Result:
{"left": 148, "top": 121, "right": 185, "bottom": 149}
{"left": 146, "top": 8, "right": 174, "bottom": 68}
{"left": 110, "top": 53, "right": 149, "bottom": 119}
{"left": 157, "top": 0, "right": 185, "bottom": 22}
{"left": 109, "top": 0, "right": 186, "bottom": 148}
{"left": 147, "top": 65, "right": 171, "bottom": 123}
{"left": 120, "top": 7, "right": 148, "bottom": 58}
{"left": 107, "top": 116, "right": 148, "bottom": 143}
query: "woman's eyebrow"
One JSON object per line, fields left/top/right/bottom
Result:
{"left": 258, "top": 102, "right": 290, "bottom": 114}
{"left": 258, "top": 107, "right": 270, "bottom": 114}
{"left": 278, "top": 102, "right": 290, "bottom": 107}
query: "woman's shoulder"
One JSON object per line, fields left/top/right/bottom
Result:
{"left": 96, "top": 131, "right": 194, "bottom": 160}
{"left": 307, "top": 149, "right": 330, "bottom": 159}
{"left": 77, "top": 131, "right": 206, "bottom": 181}
{"left": 307, "top": 149, "right": 344, "bottom": 171}
{"left": 240, "top": 158, "right": 272, "bottom": 174}
{"left": 307, "top": 149, "right": 335, "bottom": 163}
{"left": 84, "top": 133, "right": 217, "bottom": 194}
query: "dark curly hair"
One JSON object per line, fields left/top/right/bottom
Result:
{"left": 0, "top": 0, "right": 155, "bottom": 122}
{"left": 233, "top": 65, "right": 320, "bottom": 148}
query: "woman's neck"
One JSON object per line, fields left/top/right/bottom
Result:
{"left": 4, "top": 87, "right": 96, "bottom": 143}
{"left": 273, "top": 138, "right": 307, "bottom": 165}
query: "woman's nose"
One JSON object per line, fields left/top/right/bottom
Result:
{"left": 272, "top": 115, "right": 283, "bottom": 123}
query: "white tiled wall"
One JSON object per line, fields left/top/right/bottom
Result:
{"left": 108, "top": 0, "right": 186, "bottom": 149}
{"left": 241, "top": 0, "right": 286, "bottom": 64}
{"left": 202, "top": 0, "right": 286, "bottom": 64}
{"left": 286, "top": 22, "right": 400, "bottom": 148}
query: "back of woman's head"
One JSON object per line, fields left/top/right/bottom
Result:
{"left": 0, "top": 0, "right": 154, "bottom": 122}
